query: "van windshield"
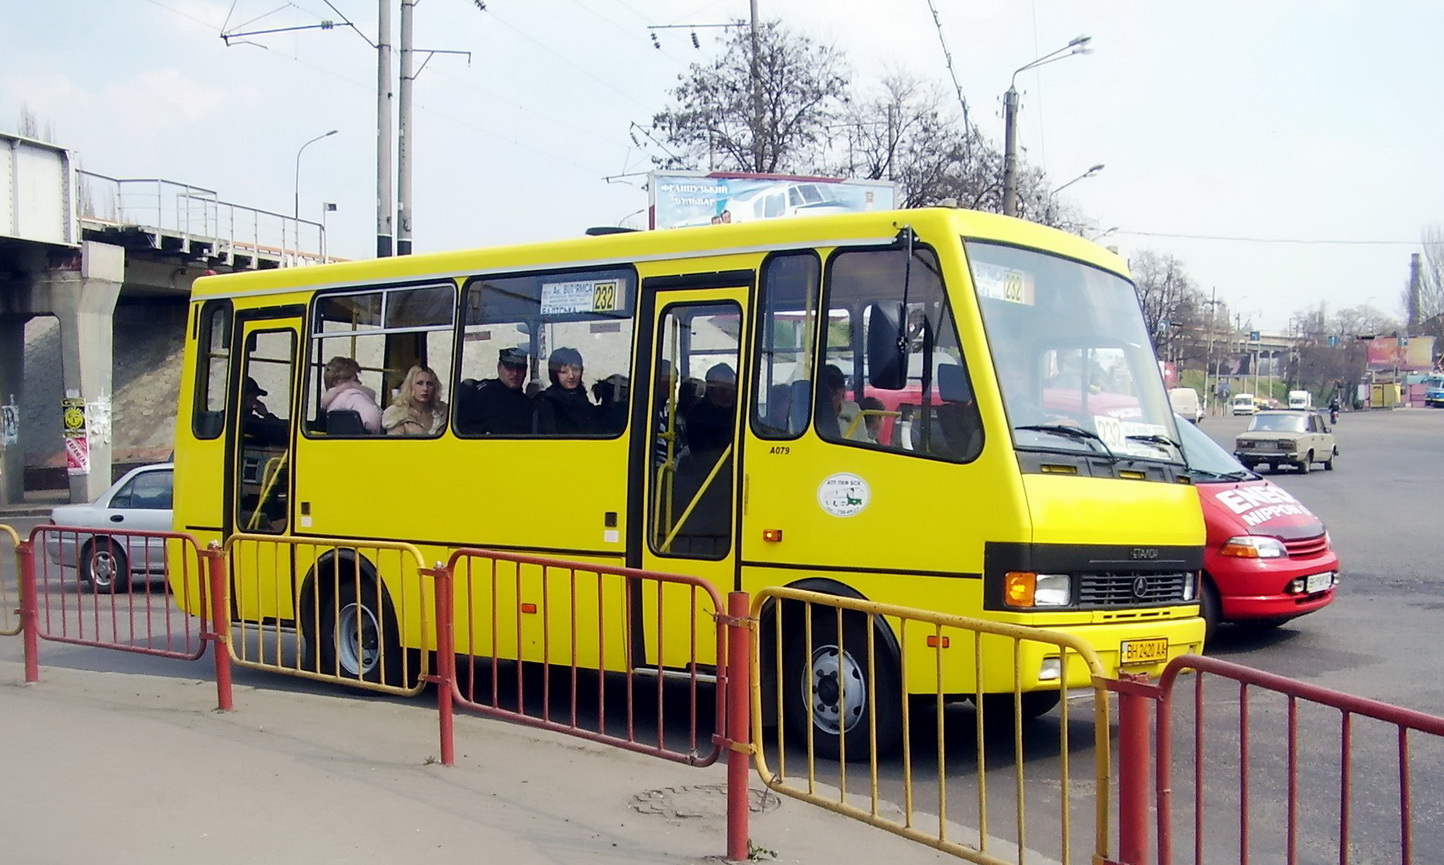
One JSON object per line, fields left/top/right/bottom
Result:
{"left": 969, "top": 241, "right": 1181, "bottom": 463}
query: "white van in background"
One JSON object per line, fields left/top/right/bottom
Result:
{"left": 1288, "top": 390, "right": 1313, "bottom": 410}
{"left": 1168, "top": 387, "right": 1204, "bottom": 424}
{"left": 1231, "top": 393, "right": 1257, "bottom": 415}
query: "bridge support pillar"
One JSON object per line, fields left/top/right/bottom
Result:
{"left": 0, "top": 313, "right": 25, "bottom": 505}
{"left": 39, "top": 241, "right": 124, "bottom": 503}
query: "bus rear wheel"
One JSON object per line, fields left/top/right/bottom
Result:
{"left": 313, "top": 576, "right": 405, "bottom": 687}
{"left": 781, "top": 611, "right": 902, "bottom": 762}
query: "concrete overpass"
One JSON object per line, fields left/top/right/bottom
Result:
{"left": 0, "top": 131, "right": 329, "bottom": 504}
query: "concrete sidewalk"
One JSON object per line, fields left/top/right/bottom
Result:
{"left": 0, "top": 660, "right": 956, "bottom": 865}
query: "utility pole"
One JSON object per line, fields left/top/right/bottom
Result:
{"left": 749, "top": 0, "right": 762, "bottom": 172}
{"left": 1408, "top": 252, "right": 1422, "bottom": 334}
{"left": 1204, "top": 288, "right": 1218, "bottom": 415}
{"left": 397, "top": 0, "right": 415, "bottom": 256}
{"left": 376, "top": 0, "right": 395, "bottom": 258}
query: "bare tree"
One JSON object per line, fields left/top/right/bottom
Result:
{"left": 1131, "top": 250, "right": 1204, "bottom": 360}
{"left": 1412, "top": 226, "right": 1444, "bottom": 346}
{"left": 649, "top": 20, "right": 850, "bottom": 174}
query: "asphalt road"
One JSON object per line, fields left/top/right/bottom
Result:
{"left": 3, "top": 407, "right": 1441, "bottom": 862}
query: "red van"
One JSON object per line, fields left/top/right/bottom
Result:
{"left": 1176, "top": 418, "right": 1339, "bottom": 641}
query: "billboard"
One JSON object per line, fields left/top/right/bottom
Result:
{"left": 649, "top": 171, "right": 897, "bottom": 230}
{"left": 1365, "top": 336, "right": 1435, "bottom": 372}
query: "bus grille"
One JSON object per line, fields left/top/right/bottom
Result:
{"left": 1078, "top": 572, "right": 1191, "bottom": 606}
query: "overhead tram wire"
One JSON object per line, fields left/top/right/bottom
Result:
{"left": 925, "top": 0, "right": 971, "bottom": 131}
{"left": 1121, "top": 230, "right": 1419, "bottom": 247}
{"left": 478, "top": 6, "right": 659, "bottom": 113}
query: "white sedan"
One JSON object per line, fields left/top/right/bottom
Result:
{"left": 47, "top": 463, "right": 174, "bottom": 593}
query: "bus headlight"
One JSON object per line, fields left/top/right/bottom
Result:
{"left": 1039, "top": 656, "right": 1062, "bottom": 681}
{"left": 1005, "top": 571, "right": 1072, "bottom": 607}
{"left": 1034, "top": 573, "right": 1072, "bottom": 606}
{"left": 1182, "top": 571, "right": 1197, "bottom": 601}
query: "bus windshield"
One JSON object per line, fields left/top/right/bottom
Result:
{"left": 968, "top": 240, "right": 1181, "bottom": 463}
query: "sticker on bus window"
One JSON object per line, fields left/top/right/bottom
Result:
{"left": 818, "top": 473, "right": 870, "bottom": 517}
{"left": 973, "top": 262, "right": 1035, "bottom": 306}
{"left": 541, "top": 279, "right": 623, "bottom": 315}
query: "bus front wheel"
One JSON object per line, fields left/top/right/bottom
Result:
{"left": 781, "top": 611, "right": 902, "bottom": 762}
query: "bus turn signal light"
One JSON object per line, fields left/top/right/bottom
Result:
{"left": 926, "top": 635, "right": 950, "bottom": 648}
{"left": 762, "top": 529, "right": 783, "bottom": 543}
{"left": 520, "top": 603, "right": 538, "bottom": 614}
{"left": 1004, "top": 571, "right": 1037, "bottom": 607}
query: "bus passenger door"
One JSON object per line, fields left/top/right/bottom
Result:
{"left": 228, "top": 312, "right": 300, "bottom": 622}
{"left": 638, "top": 289, "right": 748, "bottom": 672}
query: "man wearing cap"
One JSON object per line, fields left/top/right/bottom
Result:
{"left": 241, "top": 376, "right": 287, "bottom": 444}
{"left": 684, "top": 362, "right": 736, "bottom": 456}
{"left": 456, "top": 346, "right": 536, "bottom": 435}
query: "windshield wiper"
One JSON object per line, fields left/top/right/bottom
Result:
{"left": 1014, "top": 423, "right": 1117, "bottom": 459}
{"left": 1127, "top": 433, "right": 1181, "bottom": 450}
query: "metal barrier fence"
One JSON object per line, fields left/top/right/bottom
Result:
{"left": 434, "top": 548, "right": 729, "bottom": 765}
{"left": 1, "top": 524, "right": 20, "bottom": 636}
{"left": 221, "top": 534, "right": 431, "bottom": 696}
{"left": 27, "top": 525, "right": 210, "bottom": 661}
{"left": 750, "top": 586, "right": 1112, "bottom": 865}
{"left": 1109, "top": 654, "right": 1444, "bottom": 865}
{"left": 5, "top": 525, "right": 233, "bottom": 708}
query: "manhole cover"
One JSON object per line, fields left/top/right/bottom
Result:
{"left": 631, "top": 784, "right": 781, "bottom": 820}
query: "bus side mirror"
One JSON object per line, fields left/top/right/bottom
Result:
{"left": 867, "top": 301, "right": 908, "bottom": 390}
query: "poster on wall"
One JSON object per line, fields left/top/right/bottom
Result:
{"left": 649, "top": 172, "right": 898, "bottom": 230}
{"left": 62, "top": 396, "right": 89, "bottom": 476}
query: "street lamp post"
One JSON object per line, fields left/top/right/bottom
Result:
{"left": 320, "top": 202, "right": 337, "bottom": 262}
{"left": 1002, "top": 35, "right": 1092, "bottom": 217}
{"left": 294, "top": 129, "right": 338, "bottom": 221}
{"left": 1046, "top": 163, "right": 1104, "bottom": 223}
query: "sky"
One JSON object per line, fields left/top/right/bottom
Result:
{"left": 4, "top": 0, "right": 1441, "bottom": 334}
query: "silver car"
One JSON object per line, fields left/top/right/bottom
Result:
{"left": 47, "top": 463, "right": 174, "bottom": 592}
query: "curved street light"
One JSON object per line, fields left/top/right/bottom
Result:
{"left": 1050, "top": 163, "right": 1105, "bottom": 198}
{"left": 1002, "top": 35, "right": 1092, "bottom": 217}
{"left": 294, "top": 129, "right": 338, "bottom": 221}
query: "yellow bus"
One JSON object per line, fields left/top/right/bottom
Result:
{"left": 171, "top": 207, "right": 1204, "bottom": 757}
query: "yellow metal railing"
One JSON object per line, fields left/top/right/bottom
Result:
{"left": 0, "top": 524, "right": 21, "bottom": 636}
{"left": 222, "top": 533, "right": 431, "bottom": 696}
{"left": 750, "top": 586, "right": 1111, "bottom": 865}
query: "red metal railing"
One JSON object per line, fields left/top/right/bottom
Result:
{"left": 1109, "top": 654, "right": 1444, "bottom": 865}
{"left": 17, "top": 526, "right": 232, "bottom": 710}
{"left": 431, "top": 548, "right": 751, "bottom": 860}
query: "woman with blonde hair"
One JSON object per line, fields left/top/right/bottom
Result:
{"left": 319, "top": 356, "right": 382, "bottom": 433}
{"left": 383, "top": 364, "right": 449, "bottom": 436}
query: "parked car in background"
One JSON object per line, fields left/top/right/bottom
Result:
{"left": 1234, "top": 410, "right": 1337, "bottom": 473}
{"left": 1231, "top": 393, "right": 1257, "bottom": 415}
{"left": 1168, "top": 387, "right": 1204, "bottom": 424}
{"left": 1424, "top": 374, "right": 1444, "bottom": 408}
{"left": 1176, "top": 419, "right": 1338, "bottom": 642}
{"left": 46, "top": 463, "right": 173, "bottom": 593}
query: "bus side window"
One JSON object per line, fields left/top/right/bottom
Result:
{"left": 192, "top": 300, "right": 232, "bottom": 441}
{"left": 458, "top": 268, "right": 635, "bottom": 438}
{"left": 751, "top": 252, "right": 820, "bottom": 440}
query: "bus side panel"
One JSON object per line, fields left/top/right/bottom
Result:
{"left": 170, "top": 303, "right": 226, "bottom": 614}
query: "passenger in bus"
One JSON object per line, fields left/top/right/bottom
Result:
{"left": 763, "top": 382, "right": 793, "bottom": 433}
{"left": 592, "top": 373, "right": 630, "bottom": 433}
{"left": 653, "top": 360, "right": 687, "bottom": 465}
{"left": 382, "top": 364, "right": 448, "bottom": 436}
{"left": 243, "top": 376, "right": 279, "bottom": 423}
{"left": 455, "top": 346, "right": 535, "bottom": 435}
{"left": 818, "top": 364, "right": 869, "bottom": 442}
{"left": 685, "top": 363, "right": 736, "bottom": 455}
{"left": 536, "top": 347, "right": 595, "bottom": 435}
{"left": 858, "top": 395, "right": 887, "bottom": 444}
{"left": 320, "top": 356, "right": 383, "bottom": 434}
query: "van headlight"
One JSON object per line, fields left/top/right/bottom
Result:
{"left": 1220, "top": 536, "right": 1287, "bottom": 559}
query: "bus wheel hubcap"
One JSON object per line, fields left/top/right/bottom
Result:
{"left": 335, "top": 602, "right": 380, "bottom": 675}
{"left": 809, "top": 644, "right": 865, "bottom": 735}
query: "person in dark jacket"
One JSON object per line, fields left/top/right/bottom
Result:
{"left": 536, "top": 347, "right": 595, "bottom": 435}
{"left": 685, "top": 362, "right": 736, "bottom": 456}
{"left": 455, "top": 346, "right": 535, "bottom": 435}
